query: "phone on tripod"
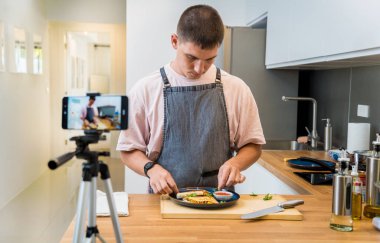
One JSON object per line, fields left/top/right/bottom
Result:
{"left": 62, "top": 95, "right": 128, "bottom": 130}
{"left": 52, "top": 94, "right": 126, "bottom": 242}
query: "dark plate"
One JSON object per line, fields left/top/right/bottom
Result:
{"left": 169, "top": 187, "right": 240, "bottom": 209}
{"left": 287, "top": 158, "right": 336, "bottom": 171}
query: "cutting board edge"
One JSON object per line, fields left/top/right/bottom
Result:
{"left": 161, "top": 213, "right": 241, "bottom": 219}
{"left": 161, "top": 213, "right": 304, "bottom": 220}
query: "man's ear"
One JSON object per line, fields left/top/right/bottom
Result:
{"left": 171, "top": 34, "right": 178, "bottom": 49}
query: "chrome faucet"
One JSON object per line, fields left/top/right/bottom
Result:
{"left": 282, "top": 96, "right": 319, "bottom": 149}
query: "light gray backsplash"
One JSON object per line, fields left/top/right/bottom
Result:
{"left": 299, "top": 65, "right": 380, "bottom": 148}
{"left": 228, "top": 28, "right": 299, "bottom": 141}
{"left": 350, "top": 66, "right": 380, "bottom": 135}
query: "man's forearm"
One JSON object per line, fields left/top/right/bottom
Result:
{"left": 228, "top": 143, "right": 262, "bottom": 171}
{"left": 120, "top": 150, "right": 151, "bottom": 176}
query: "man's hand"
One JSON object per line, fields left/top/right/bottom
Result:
{"left": 217, "top": 161, "right": 246, "bottom": 190}
{"left": 147, "top": 164, "right": 179, "bottom": 195}
{"left": 297, "top": 136, "right": 309, "bottom": 144}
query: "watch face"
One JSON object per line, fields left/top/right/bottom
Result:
{"left": 145, "top": 162, "right": 154, "bottom": 170}
{"left": 144, "top": 162, "right": 155, "bottom": 177}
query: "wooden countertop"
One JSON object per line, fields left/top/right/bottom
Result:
{"left": 61, "top": 150, "right": 380, "bottom": 242}
{"left": 258, "top": 150, "right": 335, "bottom": 196}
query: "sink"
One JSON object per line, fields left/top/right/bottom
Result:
{"left": 262, "top": 140, "right": 316, "bottom": 151}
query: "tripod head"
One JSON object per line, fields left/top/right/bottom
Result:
{"left": 48, "top": 130, "right": 110, "bottom": 170}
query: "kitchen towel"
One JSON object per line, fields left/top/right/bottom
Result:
{"left": 347, "top": 123, "right": 371, "bottom": 153}
{"left": 96, "top": 190, "right": 129, "bottom": 217}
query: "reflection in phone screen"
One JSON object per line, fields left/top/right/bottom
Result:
{"left": 67, "top": 96, "right": 123, "bottom": 130}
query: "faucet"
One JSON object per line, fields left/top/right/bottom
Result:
{"left": 282, "top": 96, "right": 319, "bottom": 149}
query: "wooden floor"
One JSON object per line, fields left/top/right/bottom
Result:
{"left": 61, "top": 217, "right": 122, "bottom": 243}
{"left": 0, "top": 156, "right": 124, "bottom": 243}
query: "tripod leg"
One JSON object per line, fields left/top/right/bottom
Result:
{"left": 85, "top": 176, "right": 98, "bottom": 243}
{"left": 73, "top": 181, "right": 90, "bottom": 243}
{"left": 100, "top": 163, "right": 124, "bottom": 243}
{"left": 96, "top": 233, "right": 107, "bottom": 243}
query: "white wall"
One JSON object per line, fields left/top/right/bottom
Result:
{"left": 0, "top": 0, "right": 50, "bottom": 209}
{"left": 0, "top": 0, "right": 126, "bottom": 209}
{"left": 126, "top": 0, "right": 247, "bottom": 92}
{"left": 45, "top": 0, "right": 126, "bottom": 24}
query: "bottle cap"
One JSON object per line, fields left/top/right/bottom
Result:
{"left": 373, "top": 133, "right": 380, "bottom": 145}
{"left": 338, "top": 149, "right": 350, "bottom": 162}
{"left": 351, "top": 165, "right": 358, "bottom": 176}
{"left": 351, "top": 154, "right": 359, "bottom": 176}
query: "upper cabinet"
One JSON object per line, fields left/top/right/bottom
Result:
{"left": 247, "top": 0, "right": 380, "bottom": 69}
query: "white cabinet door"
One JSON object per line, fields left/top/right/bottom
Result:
{"left": 262, "top": 0, "right": 380, "bottom": 68}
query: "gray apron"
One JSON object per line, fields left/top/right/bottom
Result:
{"left": 155, "top": 67, "right": 233, "bottom": 191}
{"left": 86, "top": 107, "right": 95, "bottom": 123}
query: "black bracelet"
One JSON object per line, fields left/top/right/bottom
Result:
{"left": 143, "top": 161, "right": 156, "bottom": 178}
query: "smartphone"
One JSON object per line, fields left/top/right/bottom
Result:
{"left": 62, "top": 95, "right": 128, "bottom": 130}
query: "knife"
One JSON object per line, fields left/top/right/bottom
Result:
{"left": 241, "top": 199, "right": 304, "bottom": 220}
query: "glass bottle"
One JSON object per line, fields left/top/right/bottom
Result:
{"left": 351, "top": 164, "right": 362, "bottom": 220}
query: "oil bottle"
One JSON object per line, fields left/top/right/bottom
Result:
{"left": 330, "top": 150, "right": 353, "bottom": 231}
{"left": 364, "top": 133, "right": 380, "bottom": 218}
{"left": 351, "top": 161, "right": 362, "bottom": 220}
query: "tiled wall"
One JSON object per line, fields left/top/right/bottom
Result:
{"left": 298, "top": 65, "right": 380, "bottom": 148}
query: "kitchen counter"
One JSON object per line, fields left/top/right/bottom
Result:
{"left": 61, "top": 151, "right": 380, "bottom": 242}
{"left": 258, "top": 150, "right": 335, "bottom": 196}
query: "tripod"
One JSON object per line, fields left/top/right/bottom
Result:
{"left": 48, "top": 131, "right": 123, "bottom": 243}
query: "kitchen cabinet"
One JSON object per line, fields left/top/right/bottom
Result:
{"left": 248, "top": 0, "right": 380, "bottom": 69}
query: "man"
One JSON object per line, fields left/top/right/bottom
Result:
{"left": 117, "top": 5, "right": 265, "bottom": 194}
{"left": 80, "top": 96, "right": 99, "bottom": 129}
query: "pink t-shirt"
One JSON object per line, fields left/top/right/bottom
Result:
{"left": 117, "top": 64, "right": 266, "bottom": 161}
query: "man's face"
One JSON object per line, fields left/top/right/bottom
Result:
{"left": 171, "top": 34, "right": 219, "bottom": 80}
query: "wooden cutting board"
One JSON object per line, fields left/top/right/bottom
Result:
{"left": 161, "top": 194, "right": 303, "bottom": 220}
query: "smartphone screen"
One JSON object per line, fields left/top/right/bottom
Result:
{"left": 62, "top": 95, "right": 128, "bottom": 130}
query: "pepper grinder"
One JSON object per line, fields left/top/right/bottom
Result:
{"left": 330, "top": 149, "right": 353, "bottom": 231}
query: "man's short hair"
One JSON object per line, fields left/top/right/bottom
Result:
{"left": 177, "top": 5, "right": 224, "bottom": 49}
{"left": 89, "top": 96, "right": 96, "bottom": 101}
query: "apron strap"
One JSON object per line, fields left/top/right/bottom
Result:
{"left": 86, "top": 107, "right": 95, "bottom": 122}
{"left": 215, "top": 68, "right": 221, "bottom": 83}
{"left": 160, "top": 67, "right": 171, "bottom": 88}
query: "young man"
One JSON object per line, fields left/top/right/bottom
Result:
{"left": 117, "top": 5, "right": 265, "bottom": 194}
{"left": 80, "top": 96, "right": 98, "bottom": 129}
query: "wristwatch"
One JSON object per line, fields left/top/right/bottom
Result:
{"left": 144, "top": 161, "right": 157, "bottom": 178}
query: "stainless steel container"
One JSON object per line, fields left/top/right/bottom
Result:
{"left": 366, "top": 157, "right": 380, "bottom": 206}
{"left": 332, "top": 173, "right": 352, "bottom": 216}
{"left": 363, "top": 133, "right": 380, "bottom": 218}
{"left": 322, "top": 118, "right": 332, "bottom": 151}
{"left": 330, "top": 159, "right": 353, "bottom": 231}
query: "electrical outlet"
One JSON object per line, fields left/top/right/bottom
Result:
{"left": 357, "top": 104, "right": 369, "bottom": 118}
